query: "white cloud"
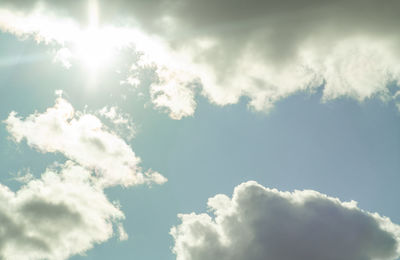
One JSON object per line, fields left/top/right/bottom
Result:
{"left": 4, "top": 96, "right": 167, "bottom": 187}
{"left": 1, "top": 0, "right": 400, "bottom": 118}
{"left": 0, "top": 94, "right": 168, "bottom": 259}
{"left": 171, "top": 181, "right": 400, "bottom": 260}
{"left": 394, "top": 91, "right": 400, "bottom": 112}
{"left": 10, "top": 168, "right": 34, "bottom": 183}
{"left": 0, "top": 7, "right": 79, "bottom": 44}
{"left": 150, "top": 66, "right": 198, "bottom": 120}
{"left": 98, "top": 105, "right": 136, "bottom": 141}
{"left": 0, "top": 161, "right": 125, "bottom": 260}
{"left": 53, "top": 48, "right": 72, "bottom": 68}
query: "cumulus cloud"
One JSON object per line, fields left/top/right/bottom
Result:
{"left": 0, "top": 161, "right": 125, "bottom": 260}
{"left": 1, "top": 0, "right": 400, "bottom": 118}
{"left": 4, "top": 95, "right": 167, "bottom": 187}
{"left": 0, "top": 93, "right": 168, "bottom": 259}
{"left": 171, "top": 181, "right": 400, "bottom": 260}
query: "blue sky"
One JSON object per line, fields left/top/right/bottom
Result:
{"left": 1, "top": 1, "right": 400, "bottom": 260}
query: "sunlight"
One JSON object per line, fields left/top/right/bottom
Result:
{"left": 74, "top": 28, "right": 115, "bottom": 72}
{"left": 0, "top": 0, "right": 183, "bottom": 80}
{"left": 73, "top": 0, "right": 114, "bottom": 72}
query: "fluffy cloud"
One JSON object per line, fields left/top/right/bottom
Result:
{"left": 0, "top": 161, "right": 125, "bottom": 260}
{"left": 0, "top": 94, "right": 168, "bottom": 259}
{"left": 1, "top": 0, "right": 400, "bottom": 118}
{"left": 171, "top": 181, "right": 400, "bottom": 260}
{"left": 4, "top": 96, "right": 167, "bottom": 187}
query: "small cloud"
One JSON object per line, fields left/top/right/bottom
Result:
{"left": 150, "top": 66, "right": 199, "bottom": 120}
{"left": 53, "top": 48, "right": 72, "bottom": 68}
{"left": 98, "top": 105, "right": 136, "bottom": 141}
{"left": 9, "top": 168, "right": 34, "bottom": 183}
{"left": 118, "top": 224, "right": 129, "bottom": 241}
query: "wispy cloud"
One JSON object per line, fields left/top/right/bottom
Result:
{"left": 98, "top": 105, "right": 136, "bottom": 141}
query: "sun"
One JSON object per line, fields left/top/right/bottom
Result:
{"left": 74, "top": 28, "right": 115, "bottom": 71}
{"left": 72, "top": 0, "right": 115, "bottom": 72}
{"left": 62, "top": 0, "right": 169, "bottom": 83}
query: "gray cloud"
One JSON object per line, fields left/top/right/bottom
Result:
{"left": 0, "top": 162, "right": 125, "bottom": 260}
{"left": 1, "top": 0, "right": 400, "bottom": 117}
{"left": 0, "top": 94, "right": 167, "bottom": 258}
{"left": 171, "top": 181, "right": 400, "bottom": 260}
{"left": 4, "top": 0, "right": 400, "bottom": 36}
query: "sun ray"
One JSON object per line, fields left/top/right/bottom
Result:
{"left": 88, "top": 0, "right": 99, "bottom": 29}
{"left": 73, "top": 0, "right": 114, "bottom": 80}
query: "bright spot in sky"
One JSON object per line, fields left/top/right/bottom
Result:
{"left": 0, "top": 0, "right": 180, "bottom": 84}
{"left": 73, "top": 0, "right": 115, "bottom": 72}
{"left": 74, "top": 28, "right": 115, "bottom": 71}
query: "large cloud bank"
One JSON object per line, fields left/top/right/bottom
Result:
{"left": 1, "top": 0, "right": 400, "bottom": 118}
{"left": 171, "top": 181, "right": 400, "bottom": 260}
{"left": 0, "top": 95, "right": 166, "bottom": 259}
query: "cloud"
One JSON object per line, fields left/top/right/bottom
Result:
{"left": 171, "top": 181, "right": 400, "bottom": 260}
{"left": 0, "top": 161, "right": 125, "bottom": 260}
{"left": 150, "top": 0, "right": 400, "bottom": 115}
{"left": 0, "top": 93, "right": 168, "bottom": 258}
{"left": 1, "top": 0, "right": 400, "bottom": 118}
{"left": 0, "top": 7, "right": 80, "bottom": 44}
{"left": 150, "top": 66, "right": 199, "bottom": 120}
{"left": 98, "top": 105, "right": 136, "bottom": 141}
{"left": 4, "top": 95, "right": 167, "bottom": 187}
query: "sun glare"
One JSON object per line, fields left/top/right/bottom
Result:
{"left": 73, "top": 0, "right": 115, "bottom": 72}
{"left": 74, "top": 28, "right": 115, "bottom": 71}
{"left": 44, "top": 0, "right": 172, "bottom": 83}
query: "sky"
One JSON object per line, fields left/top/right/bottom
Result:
{"left": 0, "top": 1, "right": 400, "bottom": 260}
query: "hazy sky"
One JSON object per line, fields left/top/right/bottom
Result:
{"left": 0, "top": 1, "right": 400, "bottom": 260}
